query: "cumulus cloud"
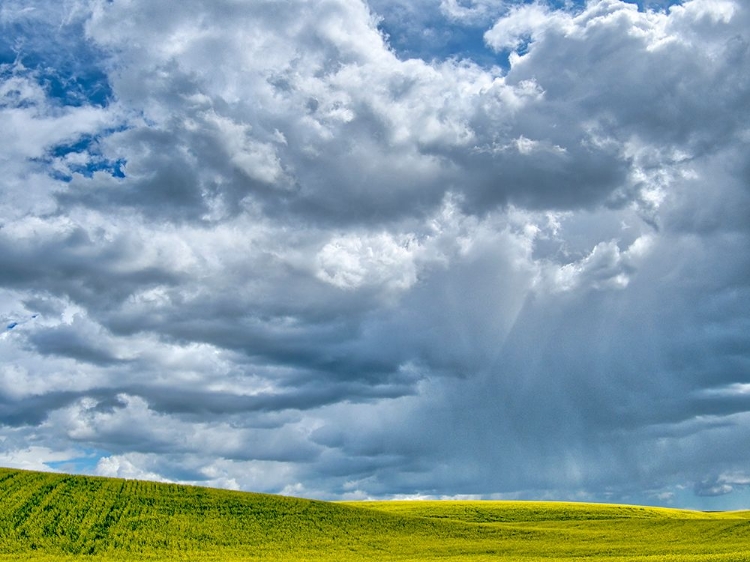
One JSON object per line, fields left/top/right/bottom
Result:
{"left": 0, "top": 0, "right": 749, "bottom": 508}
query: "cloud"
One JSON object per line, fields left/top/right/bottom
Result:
{"left": 440, "top": 0, "right": 512, "bottom": 25}
{"left": 695, "top": 472, "right": 750, "bottom": 497}
{"left": 316, "top": 231, "right": 421, "bottom": 291}
{"left": 0, "top": 0, "right": 749, "bottom": 508}
{"left": 484, "top": 1, "right": 566, "bottom": 50}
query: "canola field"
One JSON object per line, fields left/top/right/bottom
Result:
{"left": 0, "top": 467, "right": 749, "bottom": 561}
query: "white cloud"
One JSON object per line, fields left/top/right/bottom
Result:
{"left": 539, "top": 234, "right": 654, "bottom": 293}
{"left": 96, "top": 455, "right": 173, "bottom": 483}
{"left": 0, "top": 446, "right": 80, "bottom": 473}
{"left": 484, "top": 1, "right": 570, "bottom": 52}
{"left": 316, "top": 232, "right": 420, "bottom": 291}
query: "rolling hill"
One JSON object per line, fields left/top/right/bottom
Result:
{"left": 0, "top": 467, "right": 748, "bottom": 561}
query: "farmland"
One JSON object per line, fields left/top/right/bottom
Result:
{"left": 0, "top": 467, "right": 749, "bottom": 561}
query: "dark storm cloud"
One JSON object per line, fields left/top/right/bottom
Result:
{"left": 127, "top": 380, "right": 418, "bottom": 417}
{"left": 456, "top": 142, "right": 630, "bottom": 211}
{"left": 25, "top": 318, "right": 123, "bottom": 366}
{"left": 0, "top": 223, "right": 182, "bottom": 305}
{"left": 305, "top": 222, "right": 750, "bottom": 498}
{"left": 57, "top": 114, "right": 290, "bottom": 223}
{"left": 0, "top": 390, "right": 80, "bottom": 426}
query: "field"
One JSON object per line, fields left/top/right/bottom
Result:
{"left": 0, "top": 467, "right": 749, "bottom": 561}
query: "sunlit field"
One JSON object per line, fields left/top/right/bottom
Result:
{"left": 1, "top": 467, "right": 749, "bottom": 561}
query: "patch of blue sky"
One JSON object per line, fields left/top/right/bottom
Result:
{"left": 635, "top": 0, "right": 684, "bottom": 10}
{"left": 35, "top": 59, "right": 111, "bottom": 109}
{"left": 380, "top": 18, "right": 502, "bottom": 67}
{"left": 45, "top": 450, "right": 107, "bottom": 475}
{"left": 0, "top": 18, "right": 112, "bottom": 108}
{"left": 39, "top": 132, "right": 126, "bottom": 181}
{"left": 46, "top": 158, "right": 126, "bottom": 182}
{"left": 373, "top": 0, "right": 582, "bottom": 69}
{"left": 375, "top": 0, "right": 682, "bottom": 68}
{"left": 372, "top": 0, "right": 515, "bottom": 67}
{"left": 675, "top": 485, "right": 750, "bottom": 512}
{"left": 50, "top": 135, "right": 102, "bottom": 160}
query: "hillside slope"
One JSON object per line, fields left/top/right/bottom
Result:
{"left": 0, "top": 467, "right": 749, "bottom": 561}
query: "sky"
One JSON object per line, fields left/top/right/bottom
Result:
{"left": 0, "top": 0, "right": 749, "bottom": 510}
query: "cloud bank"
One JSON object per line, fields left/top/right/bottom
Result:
{"left": 1, "top": 0, "right": 749, "bottom": 508}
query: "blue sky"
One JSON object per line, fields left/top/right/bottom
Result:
{"left": 371, "top": 0, "right": 683, "bottom": 64}
{"left": 1, "top": 0, "right": 749, "bottom": 510}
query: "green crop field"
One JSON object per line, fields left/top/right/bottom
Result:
{"left": 0, "top": 467, "right": 748, "bottom": 561}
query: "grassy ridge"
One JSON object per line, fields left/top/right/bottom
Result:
{"left": 0, "top": 467, "right": 749, "bottom": 561}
